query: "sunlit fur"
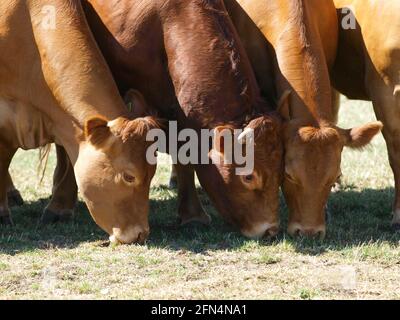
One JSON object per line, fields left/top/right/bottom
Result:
{"left": 226, "top": 0, "right": 382, "bottom": 238}
{"left": 332, "top": 0, "right": 400, "bottom": 228}
{"left": 0, "top": 0, "right": 161, "bottom": 244}
{"left": 78, "top": 0, "right": 284, "bottom": 237}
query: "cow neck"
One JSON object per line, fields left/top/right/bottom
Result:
{"left": 28, "top": 0, "right": 128, "bottom": 124}
{"left": 275, "top": 0, "right": 333, "bottom": 126}
{"left": 160, "top": 0, "right": 267, "bottom": 129}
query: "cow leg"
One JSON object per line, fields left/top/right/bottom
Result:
{"left": 370, "top": 83, "right": 400, "bottom": 230}
{"left": 176, "top": 163, "right": 211, "bottom": 226}
{"left": 41, "top": 145, "right": 78, "bottom": 224}
{"left": 331, "top": 88, "right": 343, "bottom": 193}
{"left": 331, "top": 88, "right": 341, "bottom": 125}
{"left": 168, "top": 164, "right": 178, "bottom": 189}
{"left": 0, "top": 144, "right": 16, "bottom": 226}
{"left": 6, "top": 171, "right": 24, "bottom": 207}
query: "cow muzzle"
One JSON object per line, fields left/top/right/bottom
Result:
{"left": 241, "top": 222, "right": 280, "bottom": 239}
{"left": 110, "top": 226, "right": 150, "bottom": 245}
{"left": 288, "top": 223, "right": 326, "bottom": 240}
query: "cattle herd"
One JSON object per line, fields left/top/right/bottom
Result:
{"left": 0, "top": 0, "right": 398, "bottom": 245}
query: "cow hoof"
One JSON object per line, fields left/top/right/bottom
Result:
{"left": 7, "top": 190, "right": 24, "bottom": 207}
{"left": 0, "top": 215, "right": 14, "bottom": 226}
{"left": 41, "top": 208, "right": 74, "bottom": 224}
{"left": 169, "top": 177, "right": 178, "bottom": 189}
{"left": 178, "top": 212, "right": 212, "bottom": 226}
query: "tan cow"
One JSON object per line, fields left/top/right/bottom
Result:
{"left": 224, "top": 0, "right": 382, "bottom": 238}
{"left": 332, "top": 0, "right": 400, "bottom": 230}
{"left": 13, "top": 0, "right": 285, "bottom": 239}
{"left": 0, "top": 0, "right": 160, "bottom": 244}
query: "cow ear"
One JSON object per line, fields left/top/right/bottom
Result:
{"left": 124, "top": 89, "right": 153, "bottom": 118}
{"left": 277, "top": 90, "right": 291, "bottom": 121}
{"left": 84, "top": 116, "right": 111, "bottom": 147}
{"left": 340, "top": 121, "right": 383, "bottom": 149}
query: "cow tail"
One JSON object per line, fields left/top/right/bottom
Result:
{"left": 37, "top": 144, "right": 52, "bottom": 185}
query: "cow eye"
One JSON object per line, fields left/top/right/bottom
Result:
{"left": 122, "top": 173, "right": 136, "bottom": 184}
{"left": 243, "top": 174, "right": 254, "bottom": 183}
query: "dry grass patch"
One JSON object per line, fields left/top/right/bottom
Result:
{"left": 1, "top": 97, "right": 400, "bottom": 299}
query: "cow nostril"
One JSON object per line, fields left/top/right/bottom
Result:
{"left": 264, "top": 226, "right": 279, "bottom": 239}
{"left": 289, "top": 224, "right": 326, "bottom": 239}
{"left": 294, "top": 228, "right": 301, "bottom": 237}
{"left": 137, "top": 232, "right": 145, "bottom": 245}
{"left": 136, "top": 230, "right": 149, "bottom": 245}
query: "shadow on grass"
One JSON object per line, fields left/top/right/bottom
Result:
{"left": 0, "top": 185, "right": 399, "bottom": 256}
{"left": 286, "top": 187, "right": 399, "bottom": 255}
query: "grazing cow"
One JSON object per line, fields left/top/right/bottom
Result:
{"left": 87, "top": 0, "right": 287, "bottom": 238}
{"left": 19, "top": 0, "right": 286, "bottom": 238}
{"left": 223, "top": 0, "right": 382, "bottom": 238}
{"left": 0, "top": 0, "right": 160, "bottom": 244}
{"left": 332, "top": 0, "right": 400, "bottom": 230}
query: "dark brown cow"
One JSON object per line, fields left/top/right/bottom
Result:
{"left": 222, "top": 0, "right": 382, "bottom": 238}
{"left": 332, "top": 0, "right": 400, "bottom": 229}
{"left": 86, "top": 0, "right": 287, "bottom": 238}
{"left": 0, "top": 0, "right": 160, "bottom": 244}
{"left": 10, "top": 0, "right": 285, "bottom": 238}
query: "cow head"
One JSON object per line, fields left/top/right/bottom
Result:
{"left": 74, "top": 90, "right": 160, "bottom": 244}
{"left": 279, "top": 94, "right": 382, "bottom": 239}
{"left": 196, "top": 112, "right": 283, "bottom": 239}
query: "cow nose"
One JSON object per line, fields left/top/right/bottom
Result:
{"left": 288, "top": 224, "right": 326, "bottom": 240}
{"left": 264, "top": 225, "right": 279, "bottom": 238}
{"left": 110, "top": 226, "right": 150, "bottom": 245}
{"left": 136, "top": 231, "right": 149, "bottom": 245}
{"left": 241, "top": 222, "right": 280, "bottom": 239}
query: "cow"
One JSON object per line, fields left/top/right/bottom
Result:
{"left": 0, "top": 0, "right": 160, "bottom": 244}
{"left": 332, "top": 0, "right": 400, "bottom": 230}
{"left": 12, "top": 0, "right": 286, "bottom": 239}
{"left": 85, "top": 0, "right": 289, "bottom": 238}
{"left": 219, "top": 0, "right": 383, "bottom": 238}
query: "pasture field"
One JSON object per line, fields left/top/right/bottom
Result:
{"left": 1, "top": 97, "right": 399, "bottom": 300}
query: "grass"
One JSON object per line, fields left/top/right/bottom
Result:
{"left": 1, "top": 96, "right": 400, "bottom": 300}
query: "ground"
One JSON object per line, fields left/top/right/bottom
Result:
{"left": 1, "top": 97, "right": 399, "bottom": 300}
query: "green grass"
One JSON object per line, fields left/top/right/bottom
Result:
{"left": 1, "top": 96, "right": 400, "bottom": 299}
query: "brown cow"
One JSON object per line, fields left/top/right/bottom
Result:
{"left": 0, "top": 0, "right": 160, "bottom": 244}
{"left": 86, "top": 0, "right": 287, "bottom": 238}
{"left": 332, "top": 0, "right": 400, "bottom": 230}
{"left": 17, "top": 0, "right": 286, "bottom": 239}
{"left": 223, "top": 0, "right": 382, "bottom": 238}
